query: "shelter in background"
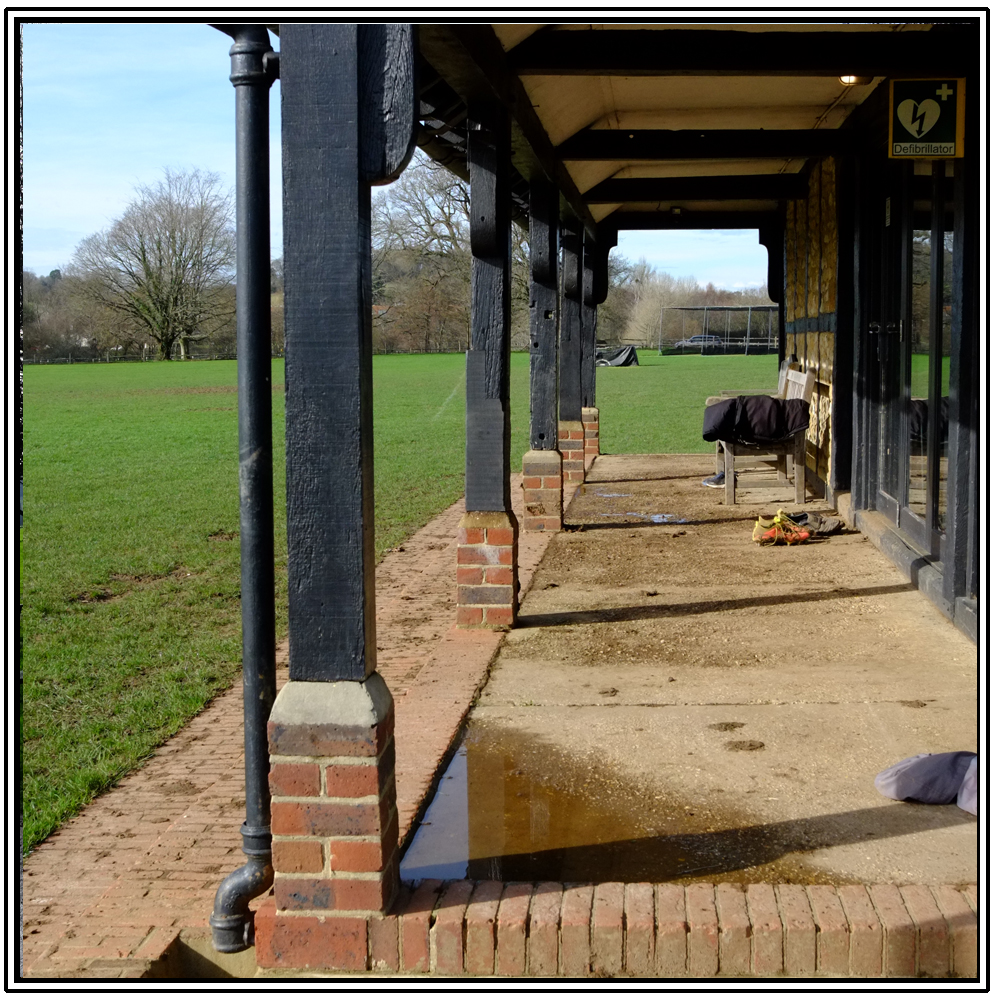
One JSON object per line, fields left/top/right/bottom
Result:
{"left": 663, "top": 305, "right": 780, "bottom": 354}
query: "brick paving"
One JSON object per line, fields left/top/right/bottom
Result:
{"left": 21, "top": 476, "right": 552, "bottom": 979}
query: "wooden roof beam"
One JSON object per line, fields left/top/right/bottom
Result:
{"left": 584, "top": 174, "right": 808, "bottom": 203}
{"left": 508, "top": 25, "right": 976, "bottom": 77}
{"left": 602, "top": 209, "right": 781, "bottom": 232}
{"left": 559, "top": 128, "right": 857, "bottom": 161}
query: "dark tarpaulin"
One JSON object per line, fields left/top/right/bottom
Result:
{"left": 596, "top": 346, "right": 638, "bottom": 367}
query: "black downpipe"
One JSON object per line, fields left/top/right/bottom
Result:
{"left": 209, "top": 24, "right": 279, "bottom": 954}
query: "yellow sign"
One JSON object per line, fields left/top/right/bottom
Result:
{"left": 889, "top": 79, "right": 965, "bottom": 158}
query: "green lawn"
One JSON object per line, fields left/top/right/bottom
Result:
{"left": 20, "top": 350, "right": 778, "bottom": 852}
{"left": 909, "top": 352, "right": 951, "bottom": 400}
{"left": 597, "top": 350, "right": 780, "bottom": 453}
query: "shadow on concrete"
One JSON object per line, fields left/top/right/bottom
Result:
{"left": 516, "top": 583, "right": 915, "bottom": 628}
{"left": 464, "top": 802, "right": 976, "bottom": 884}
{"left": 583, "top": 474, "right": 708, "bottom": 485}
{"left": 566, "top": 516, "right": 759, "bottom": 530}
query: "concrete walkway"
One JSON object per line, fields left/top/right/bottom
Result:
{"left": 20, "top": 457, "right": 979, "bottom": 980}
{"left": 468, "top": 455, "right": 978, "bottom": 888}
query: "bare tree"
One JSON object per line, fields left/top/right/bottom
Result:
{"left": 71, "top": 169, "right": 236, "bottom": 360}
{"left": 370, "top": 151, "right": 534, "bottom": 353}
{"left": 375, "top": 153, "right": 470, "bottom": 257}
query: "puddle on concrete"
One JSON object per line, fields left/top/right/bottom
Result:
{"left": 401, "top": 720, "right": 844, "bottom": 885}
{"left": 596, "top": 512, "right": 689, "bottom": 524}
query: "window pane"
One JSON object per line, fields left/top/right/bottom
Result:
{"left": 907, "top": 228, "right": 931, "bottom": 520}
{"left": 936, "top": 225, "right": 953, "bottom": 531}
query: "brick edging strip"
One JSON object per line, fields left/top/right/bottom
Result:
{"left": 255, "top": 879, "right": 978, "bottom": 979}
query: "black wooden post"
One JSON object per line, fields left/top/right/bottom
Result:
{"left": 581, "top": 236, "right": 597, "bottom": 412}
{"left": 558, "top": 222, "right": 585, "bottom": 491}
{"left": 283, "top": 25, "right": 413, "bottom": 683}
{"left": 522, "top": 179, "right": 563, "bottom": 531}
{"left": 457, "top": 106, "right": 519, "bottom": 625}
{"left": 528, "top": 180, "right": 560, "bottom": 452}
{"left": 580, "top": 234, "right": 608, "bottom": 471}
{"left": 258, "top": 23, "right": 416, "bottom": 968}
{"left": 830, "top": 161, "right": 855, "bottom": 498}
{"left": 943, "top": 79, "right": 978, "bottom": 640}
{"left": 580, "top": 235, "right": 607, "bottom": 472}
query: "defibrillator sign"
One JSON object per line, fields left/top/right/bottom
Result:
{"left": 889, "top": 79, "right": 965, "bottom": 158}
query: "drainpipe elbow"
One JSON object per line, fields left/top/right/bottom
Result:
{"left": 209, "top": 825, "right": 273, "bottom": 953}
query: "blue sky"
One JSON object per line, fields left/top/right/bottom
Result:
{"left": 19, "top": 21, "right": 282, "bottom": 275}
{"left": 18, "top": 21, "right": 768, "bottom": 289}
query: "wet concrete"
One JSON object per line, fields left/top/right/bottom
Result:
{"left": 402, "top": 454, "right": 978, "bottom": 887}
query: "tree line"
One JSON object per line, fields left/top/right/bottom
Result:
{"left": 22, "top": 159, "right": 773, "bottom": 362}
{"left": 370, "top": 153, "right": 773, "bottom": 354}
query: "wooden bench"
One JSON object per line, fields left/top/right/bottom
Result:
{"left": 705, "top": 361, "right": 816, "bottom": 505}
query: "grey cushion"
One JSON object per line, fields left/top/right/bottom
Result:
{"left": 875, "top": 751, "right": 977, "bottom": 810}
{"left": 957, "top": 756, "right": 977, "bottom": 816}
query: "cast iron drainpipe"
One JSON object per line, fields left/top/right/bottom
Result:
{"left": 209, "top": 24, "right": 279, "bottom": 953}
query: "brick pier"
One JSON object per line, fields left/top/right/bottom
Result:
{"left": 521, "top": 450, "right": 563, "bottom": 531}
{"left": 581, "top": 406, "right": 599, "bottom": 470}
{"left": 557, "top": 420, "right": 585, "bottom": 489}
{"left": 455, "top": 511, "right": 519, "bottom": 627}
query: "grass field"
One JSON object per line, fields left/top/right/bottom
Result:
{"left": 20, "top": 350, "right": 778, "bottom": 852}
{"left": 594, "top": 351, "right": 780, "bottom": 454}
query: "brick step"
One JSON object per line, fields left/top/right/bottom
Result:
{"left": 255, "top": 879, "right": 978, "bottom": 978}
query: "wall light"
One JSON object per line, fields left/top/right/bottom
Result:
{"left": 839, "top": 75, "right": 874, "bottom": 86}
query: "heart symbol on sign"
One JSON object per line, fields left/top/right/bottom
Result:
{"left": 897, "top": 99, "right": 941, "bottom": 138}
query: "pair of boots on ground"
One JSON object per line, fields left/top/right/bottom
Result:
{"left": 752, "top": 509, "right": 844, "bottom": 545}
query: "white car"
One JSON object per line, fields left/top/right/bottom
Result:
{"left": 673, "top": 334, "right": 724, "bottom": 350}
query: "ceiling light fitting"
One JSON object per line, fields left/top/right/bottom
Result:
{"left": 839, "top": 75, "right": 874, "bottom": 86}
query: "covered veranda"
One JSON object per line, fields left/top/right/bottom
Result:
{"left": 223, "top": 19, "right": 980, "bottom": 978}
{"left": 23, "top": 19, "right": 979, "bottom": 980}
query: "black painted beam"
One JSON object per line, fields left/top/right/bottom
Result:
{"left": 580, "top": 237, "right": 597, "bottom": 410}
{"left": 559, "top": 223, "right": 583, "bottom": 423}
{"left": 466, "top": 110, "right": 513, "bottom": 512}
{"left": 528, "top": 179, "right": 560, "bottom": 451}
{"left": 757, "top": 221, "right": 785, "bottom": 305}
{"left": 591, "top": 232, "right": 616, "bottom": 307}
{"left": 508, "top": 26, "right": 977, "bottom": 76}
{"left": 604, "top": 210, "right": 781, "bottom": 232}
{"left": 282, "top": 24, "right": 414, "bottom": 682}
{"left": 583, "top": 174, "right": 807, "bottom": 204}
{"left": 415, "top": 52, "right": 531, "bottom": 228}
{"left": 558, "top": 129, "right": 856, "bottom": 161}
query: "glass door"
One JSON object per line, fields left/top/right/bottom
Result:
{"left": 900, "top": 160, "right": 954, "bottom": 557}
{"left": 874, "top": 162, "right": 906, "bottom": 524}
